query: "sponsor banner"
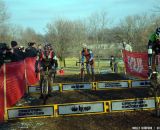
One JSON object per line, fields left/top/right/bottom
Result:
{"left": 122, "top": 50, "right": 148, "bottom": 79}
{"left": 6, "top": 61, "right": 25, "bottom": 107}
{"left": 111, "top": 98, "right": 155, "bottom": 111}
{"left": 51, "top": 85, "right": 60, "bottom": 91}
{"left": 7, "top": 106, "right": 54, "bottom": 119}
{"left": 132, "top": 80, "right": 151, "bottom": 87}
{"left": 28, "top": 86, "right": 41, "bottom": 93}
{"left": 62, "top": 83, "right": 92, "bottom": 91}
{"left": 28, "top": 85, "right": 60, "bottom": 93}
{"left": 58, "top": 102, "right": 104, "bottom": 115}
{"left": 97, "top": 81, "right": 128, "bottom": 89}
{"left": 0, "top": 65, "right": 4, "bottom": 122}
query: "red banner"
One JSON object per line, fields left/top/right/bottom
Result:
{"left": 6, "top": 61, "right": 26, "bottom": 107}
{"left": 122, "top": 50, "right": 148, "bottom": 79}
{"left": 0, "top": 65, "right": 4, "bottom": 122}
{"left": 25, "top": 57, "right": 39, "bottom": 85}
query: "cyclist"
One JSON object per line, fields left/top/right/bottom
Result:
{"left": 35, "top": 43, "right": 58, "bottom": 98}
{"left": 81, "top": 43, "right": 95, "bottom": 81}
{"left": 148, "top": 27, "right": 160, "bottom": 78}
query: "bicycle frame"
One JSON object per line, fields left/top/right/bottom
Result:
{"left": 148, "top": 55, "right": 160, "bottom": 116}
{"left": 40, "top": 67, "right": 50, "bottom": 105}
{"left": 76, "top": 61, "right": 90, "bottom": 82}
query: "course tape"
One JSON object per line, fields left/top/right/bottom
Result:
{"left": 6, "top": 97, "right": 158, "bottom": 120}
{"left": 28, "top": 80, "right": 151, "bottom": 94}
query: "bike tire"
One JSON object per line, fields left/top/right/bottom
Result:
{"left": 41, "top": 78, "right": 49, "bottom": 105}
{"left": 81, "top": 68, "right": 86, "bottom": 82}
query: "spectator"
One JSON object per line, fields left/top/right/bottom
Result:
{"left": 11, "top": 41, "right": 25, "bottom": 62}
{"left": 0, "top": 43, "right": 12, "bottom": 66}
{"left": 123, "top": 41, "right": 132, "bottom": 52}
{"left": 25, "top": 42, "right": 37, "bottom": 58}
{"left": 110, "top": 55, "right": 118, "bottom": 73}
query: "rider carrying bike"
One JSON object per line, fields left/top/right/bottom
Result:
{"left": 81, "top": 43, "right": 95, "bottom": 81}
{"left": 35, "top": 43, "right": 58, "bottom": 98}
{"left": 148, "top": 27, "right": 160, "bottom": 78}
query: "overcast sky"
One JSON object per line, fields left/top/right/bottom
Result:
{"left": 4, "top": 0, "right": 156, "bottom": 34}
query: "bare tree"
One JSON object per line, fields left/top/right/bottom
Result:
{"left": 0, "top": 0, "right": 10, "bottom": 42}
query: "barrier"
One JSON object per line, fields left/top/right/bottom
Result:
{"left": 6, "top": 61, "right": 26, "bottom": 107}
{"left": 6, "top": 97, "right": 159, "bottom": 120}
{"left": 25, "top": 57, "right": 39, "bottom": 85}
{"left": 28, "top": 79, "right": 150, "bottom": 94}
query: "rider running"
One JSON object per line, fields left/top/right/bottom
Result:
{"left": 148, "top": 27, "right": 160, "bottom": 78}
{"left": 35, "top": 43, "right": 58, "bottom": 98}
{"left": 81, "top": 44, "right": 95, "bottom": 81}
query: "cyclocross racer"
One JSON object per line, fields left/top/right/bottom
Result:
{"left": 148, "top": 27, "right": 160, "bottom": 77}
{"left": 35, "top": 43, "right": 58, "bottom": 98}
{"left": 81, "top": 44, "right": 95, "bottom": 81}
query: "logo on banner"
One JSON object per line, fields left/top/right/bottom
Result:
{"left": 104, "top": 82, "right": 122, "bottom": 88}
{"left": 71, "top": 84, "right": 84, "bottom": 89}
{"left": 18, "top": 108, "right": 44, "bottom": 116}
{"left": 122, "top": 100, "right": 147, "bottom": 109}
{"left": 71, "top": 105, "right": 91, "bottom": 112}
{"left": 127, "top": 56, "right": 143, "bottom": 73}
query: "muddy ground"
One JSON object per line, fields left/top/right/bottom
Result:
{"left": 0, "top": 73, "right": 160, "bottom": 130}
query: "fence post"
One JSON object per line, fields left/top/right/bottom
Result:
{"left": 3, "top": 64, "right": 7, "bottom": 121}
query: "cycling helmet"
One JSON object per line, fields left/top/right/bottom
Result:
{"left": 44, "top": 43, "right": 52, "bottom": 50}
{"left": 82, "top": 43, "right": 87, "bottom": 48}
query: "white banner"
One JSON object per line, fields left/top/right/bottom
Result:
{"left": 62, "top": 83, "right": 92, "bottom": 91}
{"left": 8, "top": 106, "right": 54, "bottom": 119}
{"left": 97, "top": 81, "right": 128, "bottom": 89}
{"left": 111, "top": 98, "right": 155, "bottom": 111}
{"left": 58, "top": 102, "right": 104, "bottom": 115}
{"left": 28, "top": 85, "right": 60, "bottom": 93}
{"left": 132, "top": 80, "right": 150, "bottom": 87}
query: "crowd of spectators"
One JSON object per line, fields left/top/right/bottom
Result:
{"left": 0, "top": 41, "right": 38, "bottom": 67}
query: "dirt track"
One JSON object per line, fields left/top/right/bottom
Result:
{"left": 1, "top": 73, "right": 160, "bottom": 130}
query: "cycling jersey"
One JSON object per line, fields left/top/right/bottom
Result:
{"left": 35, "top": 49, "right": 58, "bottom": 72}
{"left": 81, "top": 49, "right": 94, "bottom": 63}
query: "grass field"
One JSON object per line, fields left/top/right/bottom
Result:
{"left": 59, "top": 57, "right": 125, "bottom": 74}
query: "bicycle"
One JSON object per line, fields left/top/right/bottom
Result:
{"left": 76, "top": 61, "right": 93, "bottom": 82}
{"left": 50, "top": 63, "right": 57, "bottom": 83}
{"left": 39, "top": 66, "right": 51, "bottom": 105}
{"left": 148, "top": 55, "right": 160, "bottom": 116}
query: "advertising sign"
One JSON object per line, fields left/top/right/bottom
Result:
{"left": 132, "top": 80, "right": 150, "bottom": 87}
{"left": 111, "top": 98, "right": 155, "bottom": 111}
{"left": 58, "top": 102, "right": 104, "bottom": 115}
{"left": 62, "top": 83, "right": 92, "bottom": 91}
{"left": 97, "top": 81, "right": 128, "bottom": 89}
{"left": 28, "top": 85, "right": 59, "bottom": 93}
{"left": 8, "top": 106, "right": 54, "bottom": 119}
{"left": 28, "top": 86, "right": 41, "bottom": 93}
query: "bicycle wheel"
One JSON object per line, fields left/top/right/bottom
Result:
{"left": 80, "top": 68, "right": 85, "bottom": 82}
{"left": 41, "top": 77, "right": 49, "bottom": 105}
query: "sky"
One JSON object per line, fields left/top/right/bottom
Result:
{"left": 4, "top": 0, "right": 156, "bottom": 34}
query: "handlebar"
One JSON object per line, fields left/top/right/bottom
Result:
{"left": 76, "top": 61, "right": 88, "bottom": 66}
{"left": 148, "top": 70, "right": 158, "bottom": 80}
